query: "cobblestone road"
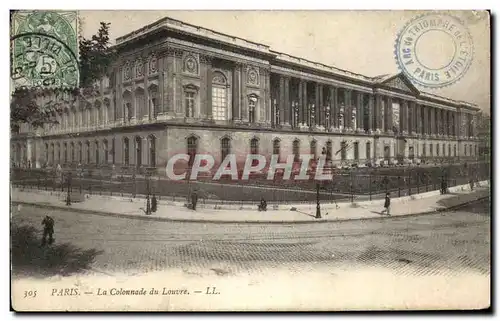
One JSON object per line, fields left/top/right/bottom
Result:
{"left": 11, "top": 199, "right": 490, "bottom": 279}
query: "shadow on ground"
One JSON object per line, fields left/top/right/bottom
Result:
{"left": 436, "top": 192, "right": 490, "bottom": 213}
{"left": 11, "top": 223, "right": 103, "bottom": 278}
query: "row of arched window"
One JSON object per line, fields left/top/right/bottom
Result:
{"left": 185, "top": 136, "right": 478, "bottom": 166}
{"left": 44, "top": 99, "right": 113, "bottom": 133}
{"left": 122, "top": 84, "right": 159, "bottom": 122}
{"left": 43, "top": 136, "right": 157, "bottom": 167}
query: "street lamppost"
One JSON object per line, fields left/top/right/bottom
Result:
{"left": 66, "top": 171, "right": 72, "bottom": 206}
{"left": 316, "top": 149, "right": 327, "bottom": 219}
{"left": 145, "top": 170, "right": 151, "bottom": 215}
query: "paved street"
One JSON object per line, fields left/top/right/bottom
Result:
{"left": 11, "top": 199, "right": 490, "bottom": 279}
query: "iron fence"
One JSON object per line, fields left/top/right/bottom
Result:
{"left": 11, "top": 158, "right": 490, "bottom": 206}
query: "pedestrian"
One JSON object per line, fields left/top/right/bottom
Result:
{"left": 440, "top": 176, "right": 446, "bottom": 195}
{"left": 258, "top": 197, "right": 267, "bottom": 211}
{"left": 41, "top": 215, "right": 55, "bottom": 246}
{"left": 381, "top": 192, "right": 391, "bottom": 216}
{"left": 151, "top": 194, "right": 157, "bottom": 213}
{"left": 191, "top": 191, "right": 198, "bottom": 211}
{"left": 145, "top": 194, "right": 151, "bottom": 215}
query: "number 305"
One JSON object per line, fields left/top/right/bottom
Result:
{"left": 24, "top": 290, "right": 37, "bottom": 298}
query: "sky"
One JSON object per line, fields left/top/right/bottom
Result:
{"left": 80, "top": 10, "right": 490, "bottom": 113}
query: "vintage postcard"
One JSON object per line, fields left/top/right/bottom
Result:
{"left": 10, "top": 10, "right": 491, "bottom": 311}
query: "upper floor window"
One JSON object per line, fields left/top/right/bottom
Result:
{"left": 221, "top": 137, "right": 231, "bottom": 163}
{"left": 184, "top": 86, "right": 196, "bottom": 118}
{"left": 340, "top": 141, "right": 347, "bottom": 161}
{"left": 354, "top": 142, "right": 359, "bottom": 161}
{"left": 212, "top": 71, "right": 228, "bottom": 121}
{"left": 293, "top": 139, "right": 300, "bottom": 163}
{"left": 187, "top": 136, "right": 198, "bottom": 168}
{"left": 273, "top": 139, "right": 280, "bottom": 162}
{"left": 250, "top": 138, "right": 259, "bottom": 166}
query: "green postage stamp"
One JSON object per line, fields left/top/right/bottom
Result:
{"left": 10, "top": 10, "right": 80, "bottom": 89}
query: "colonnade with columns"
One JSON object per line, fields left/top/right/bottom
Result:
{"left": 269, "top": 73, "right": 476, "bottom": 138}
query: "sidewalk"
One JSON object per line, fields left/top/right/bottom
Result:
{"left": 11, "top": 181, "right": 490, "bottom": 224}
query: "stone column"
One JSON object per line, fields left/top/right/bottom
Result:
{"left": 386, "top": 96, "right": 393, "bottom": 134}
{"left": 264, "top": 69, "right": 271, "bottom": 125}
{"left": 301, "top": 80, "right": 308, "bottom": 127}
{"left": 316, "top": 83, "right": 323, "bottom": 129}
{"left": 375, "top": 93, "right": 382, "bottom": 133}
{"left": 445, "top": 110, "right": 450, "bottom": 136}
{"left": 232, "top": 63, "right": 241, "bottom": 121}
{"left": 367, "top": 94, "right": 374, "bottom": 133}
{"left": 283, "top": 77, "right": 290, "bottom": 127}
{"left": 400, "top": 100, "right": 407, "bottom": 134}
{"left": 205, "top": 57, "right": 213, "bottom": 120}
{"left": 356, "top": 91, "right": 364, "bottom": 132}
{"left": 411, "top": 101, "right": 421, "bottom": 134}
{"left": 428, "top": 106, "right": 433, "bottom": 136}
{"left": 450, "top": 111, "right": 454, "bottom": 137}
{"left": 407, "top": 101, "right": 413, "bottom": 134}
{"left": 330, "top": 86, "right": 338, "bottom": 130}
{"left": 422, "top": 105, "right": 427, "bottom": 136}
{"left": 344, "top": 89, "right": 352, "bottom": 130}
{"left": 298, "top": 80, "right": 304, "bottom": 126}
{"left": 156, "top": 57, "right": 165, "bottom": 118}
{"left": 437, "top": 109, "right": 442, "bottom": 136}
{"left": 278, "top": 76, "right": 285, "bottom": 125}
{"left": 143, "top": 68, "right": 150, "bottom": 122}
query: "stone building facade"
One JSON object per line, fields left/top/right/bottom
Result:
{"left": 11, "top": 17, "right": 481, "bottom": 173}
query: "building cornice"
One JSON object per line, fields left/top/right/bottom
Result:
{"left": 111, "top": 16, "right": 479, "bottom": 110}
{"left": 167, "top": 38, "right": 270, "bottom": 67}
{"left": 271, "top": 65, "right": 372, "bottom": 93}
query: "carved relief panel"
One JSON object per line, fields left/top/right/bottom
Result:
{"left": 385, "top": 77, "right": 413, "bottom": 93}
{"left": 246, "top": 66, "right": 260, "bottom": 87}
{"left": 182, "top": 52, "right": 200, "bottom": 76}
{"left": 148, "top": 54, "right": 158, "bottom": 75}
{"left": 134, "top": 59, "right": 144, "bottom": 79}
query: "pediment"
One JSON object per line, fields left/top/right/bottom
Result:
{"left": 380, "top": 73, "right": 420, "bottom": 96}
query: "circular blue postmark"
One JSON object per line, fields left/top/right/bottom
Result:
{"left": 395, "top": 13, "right": 474, "bottom": 89}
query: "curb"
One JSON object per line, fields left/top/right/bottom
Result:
{"left": 11, "top": 195, "right": 489, "bottom": 225}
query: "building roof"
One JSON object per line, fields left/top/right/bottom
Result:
{"left": 115, "top": 16, "right": 479, "bottom": 111}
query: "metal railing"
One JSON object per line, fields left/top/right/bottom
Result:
{"left": 11, "top": 158, "right": 490, "bottom": 206}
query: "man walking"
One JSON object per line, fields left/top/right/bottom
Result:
{"left": 381, "top": 192, "right": 391, "bottom": 216}
{"left": 41, "top": 215, "right": 55, "bottom": 246}
{"left": 151, "top": 194, "right": 157, "bottom": 213}
{"left": 191, "top": 190, "right": 198, "bottom": 211}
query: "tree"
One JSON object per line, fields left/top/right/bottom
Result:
{"left": 10, "top": 22, "right": 114, "bottom": 133}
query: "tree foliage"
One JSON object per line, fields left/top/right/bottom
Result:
{"left": 10, "top": 21, "right": 114, "bottom": 133}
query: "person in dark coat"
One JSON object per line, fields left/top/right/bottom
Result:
{"left": 191, "top": 191, "right": 198, "bottom": 211}
{"left": 151, "top": 194, "right": 157, "bottom": 213}
{"left": 258, "top": 197, "right": 267, "bottom": 211}
{"left": 440, "top": 176, "right": 446, "bottom": 195}
{"left": 41, "top": 215, "right": 55, "bottom": 246}
{"left": 381, "top": 193, "right": 391, "bottom": 216}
